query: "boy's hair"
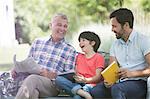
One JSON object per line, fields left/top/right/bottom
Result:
{"left": 109, "top": 8, "right": 134, "bottom": 28}
{"left": 78, "top": 31, "right": 101, "bottom": 52}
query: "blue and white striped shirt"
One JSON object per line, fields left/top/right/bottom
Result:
{"left": 28, "top": 36, "right": 77, "bottom": 74}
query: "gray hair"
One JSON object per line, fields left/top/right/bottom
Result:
{"left": 51, "top": 13, "right": 68, "bottom": 22}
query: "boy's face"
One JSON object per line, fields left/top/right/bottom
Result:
{"left": 79, "top": 38, "right": 94, "bottom": 53}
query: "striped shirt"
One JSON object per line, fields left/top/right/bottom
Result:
{"left": 28, "top": 36, "right": 77, "bottom": 74}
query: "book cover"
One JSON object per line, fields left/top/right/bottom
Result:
{"left": 101, "top": 61, "right": 119, "bottom": 84}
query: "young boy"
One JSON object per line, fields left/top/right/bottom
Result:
{"left": 55, "top": 31, "right": 105, "bottom": 99}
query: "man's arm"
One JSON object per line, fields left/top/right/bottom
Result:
{"left": 118, "top": 53, "right": 150, "bottom": 79}
{"left": 142, "top": 52, "right": 150, "bottom": 76}
{"left": 129, "top": 52, "right": 150, "bottom": 77}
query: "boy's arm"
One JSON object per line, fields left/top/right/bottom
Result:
{"left": 84, "top": 68, "right": 103, "bottom": 83}
{"left": 75, "top": 68, "right": 103, "bottom": 84}
{"left": 109, "top": 56, "right": 118, "bottom": 65}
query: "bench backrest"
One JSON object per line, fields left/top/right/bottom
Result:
{"left": 98, "top": 51, "right": 109, "bottom": 67}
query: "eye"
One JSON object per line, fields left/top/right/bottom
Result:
{"left": 83, "top": 39, "right": 87, "bottom": 41}
{"left": 81, "top": 39, "right": 85, "bottom": 42}
{"left": 64, "top": 24, "right": 68, "bottom": 28}
{"left": 57, "top": 23, "right": 62, "bottom": 26}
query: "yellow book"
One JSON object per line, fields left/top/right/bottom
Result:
{"left": 101, "top": 61, "right": 119, "bottom": 84}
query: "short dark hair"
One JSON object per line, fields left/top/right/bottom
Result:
{"left": 109, "top": 8, "right": 134, "bottom": 28}
{"left": 78, "top": 31, "right": 101, "bottom": 52}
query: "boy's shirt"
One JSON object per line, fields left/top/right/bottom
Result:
{"left": 76, "top": 53, "right": 105, "bottom": 86}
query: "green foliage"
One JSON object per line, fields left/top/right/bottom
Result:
{"left": 141, "top": 0, "right": 150, "bottom": 12}
{"left": 73, "top": 0, "right": 124, "bottom": 23}
{"left": 14, "top": 0, "right": 124, "bottom": 43}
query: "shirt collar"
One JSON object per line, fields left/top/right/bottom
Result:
{"left": 118, "top": 29, "right": 136, "bottom": 44}
{"left": 48, "top": 35, "right": 65, "bottom": 44}
{"left": 128, "top": 29, "right": 136, "bottom": 43}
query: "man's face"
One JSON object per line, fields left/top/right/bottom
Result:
{"left": 110, "top": 17, "right": 125, "bottom": 39}
{"left": 50, "top": 16, "right": 68, "bottom": 41}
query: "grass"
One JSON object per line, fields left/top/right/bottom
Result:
{"left": 0, "top": 44, "right": 30, "bottom": 71}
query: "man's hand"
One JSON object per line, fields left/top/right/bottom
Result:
{"left": 40, "top": 68, "right": 57, "bottom": 79}
{"left": 11, "top": 68, "right": 17, "bottom": 79}
{"left": 118, "top": 68, "right": 133, "bottom": 79}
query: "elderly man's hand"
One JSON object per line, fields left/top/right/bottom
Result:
{"left": 11, "top": 68, "right": 17, "bottom": 79}
{"left": 40, "top": 68, "right": 57, "bottom": 79}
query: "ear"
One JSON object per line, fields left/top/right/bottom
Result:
{"left": 123, "top": 22, "right": 129, "bottom": 29}
{"left": 91, "top": 41, "right": 96, "bottom": 46}
{"left": 49, "top": 23, "right": 52, "bottom": 29}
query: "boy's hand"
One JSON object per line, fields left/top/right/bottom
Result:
{"left": 73, "top": 74, "right": 86, "bottom": 83}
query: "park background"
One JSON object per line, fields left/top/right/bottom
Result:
{"left": 0, "top": 0, "right": 150, "bottom": 71}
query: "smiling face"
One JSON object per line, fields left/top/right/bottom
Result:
{"left": 79, "top": 38, "right": 94, "bottom": 53}
{"left": 50, "top": 15, "right": 68, "bottom": 42}
{"left": 110, "top": 17, "right": 125, "bottom": 39}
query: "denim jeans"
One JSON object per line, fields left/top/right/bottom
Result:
{"left": 90, "top": 81, "right": 111, "bottom": 98}
{"left": 91, "top": 80, "right": 147, "bottom": 99}
{"left": 147, "top": 77, "right": 150, "bottom": 99}
{"left": 55, "top": 76, "right": 82, "bottom": 99}
{"left": 55, "top": 76, "right": 93, "bottom": 99}
{"left": 73, "top": 84, "right": 93, "bottom": 99}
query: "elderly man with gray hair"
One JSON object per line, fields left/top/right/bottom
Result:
{"left": 13, "top": 13, "right": 77, "bottom": 99}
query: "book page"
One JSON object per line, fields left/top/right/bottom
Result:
{"left": 58, "top": 69, "right": 75, "bottom": 75}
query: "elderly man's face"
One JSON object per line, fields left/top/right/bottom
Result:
{"left": 50, "top": 16, "right": 68, "bottom": 41}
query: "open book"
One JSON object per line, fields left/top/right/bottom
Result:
{"left": 58, "top": 69, "right": 75, "bottom": 75}
{"left": 101, "top": 61, "right": 119, "bottom": 84}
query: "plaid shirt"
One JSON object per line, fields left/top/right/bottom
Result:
{"left": 28, "top": 36, "right": 77, "bottom": 74}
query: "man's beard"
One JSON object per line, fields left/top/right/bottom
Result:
{"left": 114, "top": 31, "right": 121, "bottom": 39}
{"left": 116, "top": 34, "right": 121, "bottom": 39}
{"left": 114, "top": 30, "right": 124, "bottom": 39}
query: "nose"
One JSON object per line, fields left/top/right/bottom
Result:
{"left": 111, "top": 27, "right": 114, "bottom": 32}
{"left": 79, "top": 43, "right": 83, "bottom": 48}
{"left": 61, "top": 26, "right": 67, "bottom": 32}
{"left": 79, "top": 41, "right": 82, "bottom": 45}
{"left": 112, "top": 28, "right": 117, "bottom": 34}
